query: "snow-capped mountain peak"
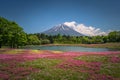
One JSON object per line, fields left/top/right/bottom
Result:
{"left": 43, "top": 24, "right": 84, "bottom": 36}
{"left": 42, "top": 21, "right": 107, "bottom": 36}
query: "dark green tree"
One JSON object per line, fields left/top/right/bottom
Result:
{"left": 27, "top": 34, "right": 41, "bottom": 45}
{"left": 0, "top": 17, "right": 27, "bottom": 48}
{"left": 108, "top": 31, "right": 120, "bottom": 42}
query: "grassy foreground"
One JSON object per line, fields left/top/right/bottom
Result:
{"left": 0, "top": 49, "right": 120, "bottom": 80}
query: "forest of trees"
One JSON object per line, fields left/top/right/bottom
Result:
{"left": 0, "top": 17, "right": 120, "bottom": 48}
{"left": 35, "top": 31, "right": 120, "bottom": 44}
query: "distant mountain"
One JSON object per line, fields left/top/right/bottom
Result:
{"left": 42, "top": 24, "right": 84, "bottom": 36}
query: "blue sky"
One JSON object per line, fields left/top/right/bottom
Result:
{"left": 0, "top": 0, "right": 120, "bottom": 33}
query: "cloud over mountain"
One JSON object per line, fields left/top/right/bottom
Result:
{"left": 64, "top": 21, "right": 107, "bottom": 36}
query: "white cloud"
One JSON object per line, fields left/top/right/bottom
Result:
{"left": 64, "top": 21, "right": 76, "bottom": 27}
{"left": 64, "top": 21, "right": 107, "bottom": 36}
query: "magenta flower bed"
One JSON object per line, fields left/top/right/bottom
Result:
{"left": 0, "top": 49, "right": 120, "bottom": 80}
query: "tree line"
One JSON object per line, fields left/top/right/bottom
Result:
{"left": 35, "top": 31, "right": 120, "bottom": 44}
{"left": 0, "top": 17, "right": 120, "bottom": 48}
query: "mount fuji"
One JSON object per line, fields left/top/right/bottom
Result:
{"left": 43, "top": 24, "right": 84, "bottom": 36}
{"left": 42, "top": 21, "right": 107, "bottom": 36}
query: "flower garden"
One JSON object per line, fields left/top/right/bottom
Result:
{"left": 0, "top": 49, "right": 120, "bottom": 80}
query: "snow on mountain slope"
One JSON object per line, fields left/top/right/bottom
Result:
{"left": 42, "top": 21, "right": 107, "bottom": 36}
{"left": 43, "top": 24, "right": 84, "bottom": 36}
{"left": 64, "top": 21, "right": 107, "bottom": 36}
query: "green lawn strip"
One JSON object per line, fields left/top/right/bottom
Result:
{"left": 0, "top": 49, "right": 24, "bottom": 54}
{"left": 100, "top": 63, "right": 120, "bottom": 78}
{"left": 27, "top": 68, "right": 89, "bottom": 80}
{"left": 28, "top": 50, "right": 44, "bottom": 54}
{"left": 75, "top": 55, "right": 109, "bottom": 63}
{"left": 21, "top": 58, "right": 62, "bottom": 69}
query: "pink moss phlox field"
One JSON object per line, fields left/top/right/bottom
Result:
{"left": 57, "top": 59, "right": 102, "bottom": 73}
{"left": 0, "top": 73, "right": 9, "bottom": 80}
{"left": 86, "top": 62, "right": 102, "bottom": 72}
{"left": 110, "top": 56, "right": 120, "bottom": 63}
{"left": 57, "top": 59, "right": 86, "bottom": 69}
{"left": 0, "top": 50, "right": 39, "bottom": 79}
{"left": 0, "top": 49, "right": 120, "bottom": 80}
